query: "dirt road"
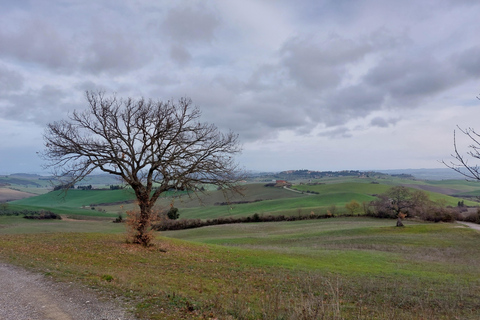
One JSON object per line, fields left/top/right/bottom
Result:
{"left": 457, "top": 221, "right": 480, "bottom": 231}
{"left": 0, "top": 263, "right": 136, "bottom": 320}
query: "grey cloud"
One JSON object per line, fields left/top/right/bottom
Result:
{"left": 280, "top": 35, "right": 372, "bottom": 90}
{"left": 370, "top": 117, "right": 399, "bottom": 128}
{"left": 317, "top": 84, "right": 385, "bottom": 126}
{"left": 453, "top": 46, "right": 480, "bottom": 77}
{"left": 366, "top": 56, "right": 458, "bottom": 100}
{"left": 169, "top": 44, "right": 192, "bottom": 65}
{"left": 0, "top": 85, "right": 80, "bottom": 125}
{"left": 0, "top": 18, "right": 73, "bottom": 70}
{"left": 364, "top": 48, "right": 480, "bottom": 108}
{"left": 317, "top": 126, "right": 352, "bottom": 139}
{"left": 0, "top": 65, "right": 23, "bottom": 93}
{"left": 81, "top": 25, "right": 153, "bottom": 75}
{"left": 161, "top": 6, "right": 220, "bottom": 44}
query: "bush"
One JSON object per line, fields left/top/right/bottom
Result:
{"left": 125, "top": 210, "right": 158, "bottom": 246}
{"left": 167, "top": 207, "right": 180, "bottom": 220}
{"left": 420, "top": 207, "right": 458, "bottom": 223}
{"left": 152, "top": 212, "right": 335, "bottom": 231}
{"left": 23, "top": 210, "right": 62, "bottom": 220}
{"left": 113, "top": 214, "right": 123, "bottom": 223}
{"left": 459, "top": 210, "right": 480, "bottom": 224}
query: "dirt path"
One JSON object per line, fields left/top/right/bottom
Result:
{"left": 0, "top": 263, "right": 136, "bottom": 320}
{"left": 457, "top": 221, "right": 480, "bottom": 231}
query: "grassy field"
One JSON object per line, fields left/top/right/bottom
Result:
{"left": 11, "top": 177, "right": 478, "bottom": 221}
{"left": 0, "top": 217, "right": 479, "bottom": 319}
{"left": 2, "top": 177, "right": 480, "bottom": 318}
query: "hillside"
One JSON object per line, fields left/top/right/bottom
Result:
{"left": 9, "top": 174, "right": 480, "bottom": 220}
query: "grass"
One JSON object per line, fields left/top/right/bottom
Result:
{"left": 0, "top": 215, "right": 125, "bottom": 234}
{"left": 1, "top": 217, "right": 480, "bottom": 319}
{"left": 2, "top": 177, "right": 480, "bottom": 318}
{"left": 8, "top": 179, "right": 480, "bottom": 219}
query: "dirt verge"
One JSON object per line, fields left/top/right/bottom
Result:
{"left": 0, "top": 263, "right": 136, "bottom": 320}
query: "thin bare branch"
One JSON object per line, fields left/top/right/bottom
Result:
{"left": 42, "top": 91, "right": 244, "bottom": 246}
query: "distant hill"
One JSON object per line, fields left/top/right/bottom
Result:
{"left": 377, "top": 168, "right": 467, "bottom": 180}
{"left": 249, "top": 168, "right": 470, "bottom": 181}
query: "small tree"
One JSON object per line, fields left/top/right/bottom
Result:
{"left": 43, "top": 91, "right": 243, "bottom": 246}
{"left": 370, "top": 186, "right": 431, "bottom": 225}
{"left": 0, "top": 202, "right": 8, "bottom": 212}
{"left": 345, "top": 200, "right": 360, "bottom": 215}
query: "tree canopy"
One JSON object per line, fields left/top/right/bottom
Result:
{"left": 43, "top": 91, "right": 243, "bottom": 245}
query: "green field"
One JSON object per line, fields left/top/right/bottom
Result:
{"left": 2, "top": 176, "right": 480, "bottom": 319}
{"left": 10, "top": 177, "right": 478, "bottom": 220}
{"left": 0, "top": 217, "right": 479, "bottom": 319}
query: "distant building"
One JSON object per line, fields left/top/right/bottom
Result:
{"left": 275, "top": 180, "right": 291, "bottom": 187}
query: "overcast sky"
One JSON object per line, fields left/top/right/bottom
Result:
{"left": 1, "top": 0, "right": 480, "bottom": 174}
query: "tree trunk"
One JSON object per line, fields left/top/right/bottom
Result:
{"left": 130, "top": 190, "right": 154, "bottom": 246}
{"left": 396, "top": 217, "right": 404, "bottom": 227}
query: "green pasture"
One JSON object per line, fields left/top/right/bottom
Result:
{"left": 0, "top": 217, "right": 479, "bottom": 319}
{"left": 293, "top": 180, "right": 478, "bottom": 207}
{"left": 8, "top": 178, "right": 480, "bottom": 221}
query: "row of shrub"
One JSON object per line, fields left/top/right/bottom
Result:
{"left": 23, "top": 210, "right": 62, "bottom": 220}
{"left": 366, "top": 204, "right": 480, "bottom": 223}
{"left": 214, "top": 199, "right": 264, "bottom": 206}
{"left": 0, "top": 209, "right": 62, "bottom": 220}
{"left": 152, "top": 212, "right": 335, "bottom": 231}
{"left": 152, "top": 205, "right": 480, "bottom": 232}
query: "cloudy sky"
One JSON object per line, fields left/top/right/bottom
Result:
{"left": 1, "top": 0, "right": 480, "bottom": 174}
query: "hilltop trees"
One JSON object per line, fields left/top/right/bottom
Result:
{"left": 43, "top": 91, "right": 243, "bottom": 246}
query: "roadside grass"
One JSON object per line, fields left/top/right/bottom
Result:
{"left": 0, "top": 217, "right": 479, "bottom": 319}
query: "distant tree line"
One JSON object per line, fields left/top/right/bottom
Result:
{"left": 53, "top": 184, "right": 75, "bottom": 191}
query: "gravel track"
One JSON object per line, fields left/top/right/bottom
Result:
{"left": 0, "top": 263, "right": 136, "bottom": 320}
{"left": 457, "top": 221, "right": 480, "bottom": 231}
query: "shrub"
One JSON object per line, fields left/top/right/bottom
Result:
{"left": 113, "top": 214, "right": 123, "bottom": 223}
{"left": 461, "top": 210, "right": 480, "bottom": 224}
{"left": 167, "top": 207, "right": 180, "bottom": 220}
{"left": 101, "top": 274, "right": 114, "bottom": 282}
{"left": 151, "top": 212, "right": 335, "bottom": 231}
{"left": 418, "top": 207, "right": 458, "bottom": 223}
{"left": 125, "top": 210, "right": 158, "bottom": 246}
{"left": 22, "top": 210, "right": 62, "bottom": 220}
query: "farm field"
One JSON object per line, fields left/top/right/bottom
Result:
{"left": 7, "top": 176, "right": 480, "bottom": 220}
{"left": 0, "top": 217, "right": 479, "bottom": 319}
{"left": 1, "top": 175, "right": 480, "bottom": 318}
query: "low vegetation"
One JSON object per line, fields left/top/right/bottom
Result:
{"left": 2, "top": 174, "right": 480, "bottom": 318}
{"left": 1, "top": 218, "right": 479, "bottom": 319}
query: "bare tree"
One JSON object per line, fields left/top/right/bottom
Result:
{"left": 43, "top": 91, "right": 243, "bottom": 246}
{"left": 370, "top": 186, "right": 430, "bottom": 226}
{"left": 443, "top": 126, "right": 480, "bottom": 180}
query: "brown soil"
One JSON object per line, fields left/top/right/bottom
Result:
{"left": 0, "top": 188, "right": 37, "bottom": 202}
